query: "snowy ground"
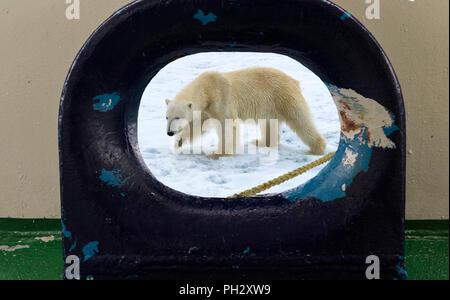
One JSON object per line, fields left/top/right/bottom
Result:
{"left": 138, "top": 52, "right": 340, "bottom": 197}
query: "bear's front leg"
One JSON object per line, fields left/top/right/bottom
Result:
{"left": 207, "top": 120, "right": 240, "bottom": 160}
{"left": 173, "top": 129, "right": 192, "bottom": 154}
{"left": 173, "top": 132, "right": 184, "bottom": 154}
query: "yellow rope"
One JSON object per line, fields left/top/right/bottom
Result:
{"left": 228, "top": 152, "right": 336, "bottom": 198}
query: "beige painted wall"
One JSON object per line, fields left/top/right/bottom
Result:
{"left": 0, "top": 0, "right": 448, "bottom": 219}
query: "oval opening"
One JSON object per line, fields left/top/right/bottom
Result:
{"left": 138, "top": 52, "right": 340, "bottom": 198}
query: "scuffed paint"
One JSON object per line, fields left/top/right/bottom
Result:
{"left": 82, "top": 241, "right": 100, "bottom": 262}
{"left": 284, "top": 84, "right": 399, "bottom": 203}
{"left": 0, "top": 245, "right": 30, "bottom": 252}
{"left": 343, "top": 148, "right": 358, "bottom": 167}
{"left": 193, "top": 9, "right": 217, "bottom": 26}
{"left": 329, "top": 85, "right": 397, "bottom": 149}
{"left": 93, "top": 93, "right": 121, "bottom": 112}
{"left": 99, "top": 169, "right": 130, "bottom": 188}
{"left": 35, "top": 236, "right": 55, "bottom": 243}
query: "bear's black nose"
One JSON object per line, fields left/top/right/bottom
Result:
{"left": 167, "top": 131, "right": 175, "bottom": 137}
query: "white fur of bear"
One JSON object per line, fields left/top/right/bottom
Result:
{"left": 165, "top": 67, "right": 326, "bottom": 158}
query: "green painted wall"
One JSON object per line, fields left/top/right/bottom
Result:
{"left": 0, "top": 219, "right": 447, "bottom": 280}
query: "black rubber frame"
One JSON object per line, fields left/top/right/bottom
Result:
{"left": 59, "top": 0, "right": 406, "bottom": 280}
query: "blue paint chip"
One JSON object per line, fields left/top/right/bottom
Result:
{"left": 193, "top": 9, "right": 217, "bottom": 26}
{"left": 395, "top": 262, "right": 408, "bottom": 280}
{"left": 61, "top": 222, "right": 72, "bottom": 239}
{"left": 82, "top": 241, "right": 100, "bottom": 262}
{"left": 93, "top": 93, "right": 121, "bottom": 112}
{"left": 341, "top": 12, "right": 351, "bottom": 21}
{"left": 69, "top": 240, "right": 77, "bottom": 252}
{"left": 395, "top": 256, "right": 408, "bottom": 280}
{"left": 99, "top": 169, "right": 130, "bottom": 188}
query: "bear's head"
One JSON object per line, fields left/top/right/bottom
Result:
{"left": 165, "top": 99, "right": 193, "bottom": 136}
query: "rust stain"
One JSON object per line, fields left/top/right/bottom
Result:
{"left": 366, "top": 130, "right": 372, "bottom": 143}
{"left": 339, "top": 100, "right": 352, "bottom": 111}
{"left": 339, "top": 111, "right": 359, "bottom": 132}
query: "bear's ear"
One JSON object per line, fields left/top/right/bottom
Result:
{"left": 187, "top": 102, "right": 193, "bottom": 109}
{"left": 165, "top": 99, "right": 171, "bottom": 106}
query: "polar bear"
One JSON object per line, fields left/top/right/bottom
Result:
{"left": 165, "top": 67, "right": 326, "bottom": 158}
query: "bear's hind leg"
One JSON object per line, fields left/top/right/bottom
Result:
{"left": 286, "top": 116, "right": 326, "bottom": 156}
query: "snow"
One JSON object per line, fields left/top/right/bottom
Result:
{"left": 138, "top": 52, "right": 340, "bottom": 198}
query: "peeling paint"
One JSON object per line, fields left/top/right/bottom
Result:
{"left": 93, "top": 93, "right": 121, "bottom": 112}
{"left": 0, "top": 245, "right": 30, "bottom": 252}
{"left": 329, "top": 85, "right": 397, "bottom": 149}
{"left": 285, "top": 84, "right": 399, "bottom": 203}
{"left": 193, "top": 9, "right": 217, "bottom": 26}
{"left": 82, "top": 241, "right": 100, "bottom": 262}
{"left": 99, "top": 169, "right": 130, "bottom": 188}
{"left": 343, "top": 148, "right": 358, "bottom": 167}
{"left": 35, "top": 236, "right": 55, "bottom": 243}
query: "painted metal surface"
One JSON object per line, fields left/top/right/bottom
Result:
{"left": 3, "top": 220, "right": 447, "bottom": 280}
{"left": 59, "top": 0, "right": 406, "bottom": 279}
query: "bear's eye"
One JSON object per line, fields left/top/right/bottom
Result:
{"left": 166, "top": 116, "right": 168, "bottom": 120}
